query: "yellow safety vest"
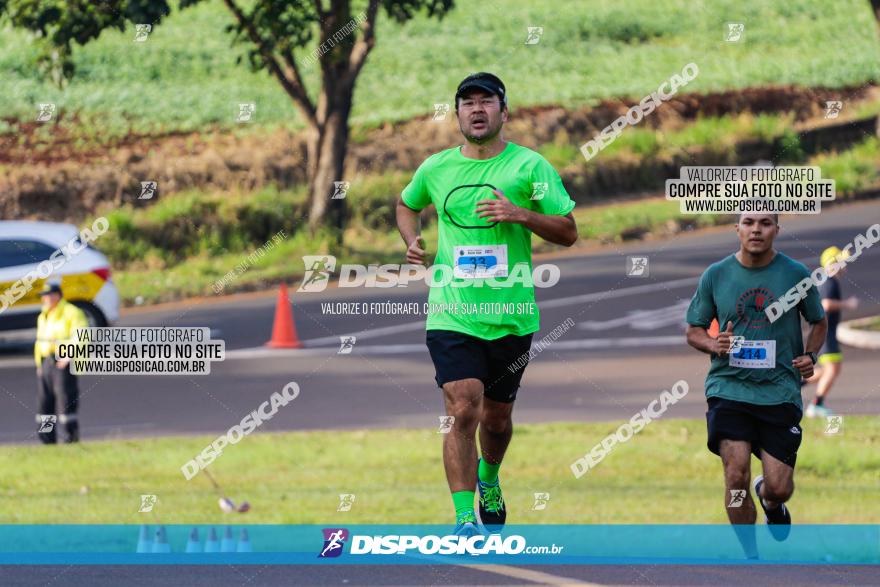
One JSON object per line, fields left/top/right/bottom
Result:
{"left": 34, "top": 299, "right": 89, "bottom": 367}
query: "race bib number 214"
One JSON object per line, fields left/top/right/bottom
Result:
{"left": 729, "top": 340, "right": 776, "bottom": 369}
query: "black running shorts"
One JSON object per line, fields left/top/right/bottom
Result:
{"left": 706, "top": 397, "right": 803, "bottom": 467}
{"left": 425, "top": 329, "right": 534, "bottom": 403}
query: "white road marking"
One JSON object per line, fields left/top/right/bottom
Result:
{"left": 579, "top": 299, "right": 690, "bottom": 331}
{"left": 222, "top": 335, "right": 683, "bottom": 360}
{"left": 545, "top": 335, "right": 683, "bottom": 350}
{"left": 538, "top": 276, "right": 698, "bottom": 309}
{"left": 0, "top": 277, "right": 699, "bottom": 367}
{"left": 0, "top": 357, "right": 39, "bottom": 368}
{"left": 459, "top": 563, "right": 600, "bottom": 586}
{"left": 304, "top": 276, "right": 699, "bottom": 345}
{"left": 401, "top": 551, "right": 599, "bottom": 586}
{"left": 304, "top": 319, "right": 425, "bottom": 346}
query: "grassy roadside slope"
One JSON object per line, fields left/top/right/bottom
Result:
{"left": 1, "top": 418, "right": 877, "bottom": 524}
{"left": 102, "top": 132, "right": 880, "bottom": 305}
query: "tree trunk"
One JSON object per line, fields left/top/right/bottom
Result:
{"left": 307, "top": 100, "right": 351, "bottom": 235}
{"left": 872, "top": 0, "right": 880, "bottom": 22}
{"left": 218, "top": 0, "right": 378, "bottom": 235}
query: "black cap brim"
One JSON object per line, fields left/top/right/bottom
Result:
{"left": 457, "top": 81, "right": 500, "bottom": 98}
{"left": 456, "top": 83, "right": 506, "bottom": 107}
{"left": 38, "top": 285, "right": 62, "bottom": 296}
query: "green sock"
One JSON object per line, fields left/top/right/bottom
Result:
{"left": 452, "top": 491, "right": 475, "bottom": 522}
{"left": 478, "top": 458, "right": 501, "bottom": 484}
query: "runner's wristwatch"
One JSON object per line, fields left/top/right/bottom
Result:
{"left": 806, "top": 351, "right": 818, "bottom": 364}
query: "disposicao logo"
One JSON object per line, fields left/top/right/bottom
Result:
{"left": 319, "top": 531, "right": 529, "bottom": 556}
{"left": 319, "top": 528, "right": 349, "bottom": 558}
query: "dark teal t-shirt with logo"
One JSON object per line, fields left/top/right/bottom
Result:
{"left": 686, "top": 252, "right": 825, "bottom": 410}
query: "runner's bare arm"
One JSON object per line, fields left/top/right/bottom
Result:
{"left": 475, "top": 190, "right": 577, "bottom": 246}
{"left": 396, "top": 197, "right": 426, "bottom": 264}
{"left": 792, "top": 317, "right": 826, "bottom": 378}
{"left": 519, "top": 210, "right": 577, "bottom": 247}
{"left": 802, "top": 317, "right": 827, "bottom": 357}
{"left": 822, "top": 297, "right": 858, "bottom": 312}
{"left": 686, "top": 322, "right": 731, "bottom": 356}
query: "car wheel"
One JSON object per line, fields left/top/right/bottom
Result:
{"left": 70, "top": 301, "right": 108, "bottom": 327}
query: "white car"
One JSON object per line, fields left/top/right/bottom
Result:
{"left": 0, "top": 221, "right": 120, "bottom": 337}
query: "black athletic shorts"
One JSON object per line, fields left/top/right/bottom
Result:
{"left": 706, "top": 397, "right": 803, "bottom": 467}
{"left": 820, "top": 326, "right": 841, "bottom": 355}
{"left": 425, "top": 329, "right": 534, "bottom": 403}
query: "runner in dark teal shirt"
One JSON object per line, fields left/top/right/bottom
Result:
{"left": 685, "top": 212, "right": 827, "bottom": 554}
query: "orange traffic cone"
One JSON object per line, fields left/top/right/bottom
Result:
{"left": 266, "top": 283, "right": 302, "bottom": 348}
{"left": 708, "top": 319, "right": 719, "bottom": 338}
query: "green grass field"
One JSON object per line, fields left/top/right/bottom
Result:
{"left": 852, "top": 316, "right": 880, "bottom": 331}
{"left": 1, "top": 417, "right": 877, "bottom": 524}
{"left": 2, "top": 0, "right": 879, "bottom": 138}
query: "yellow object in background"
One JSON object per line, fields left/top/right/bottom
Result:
{"left": 1, "top": 273, "right": 105, "bottom": 309}
{"left": 34, "top": 299, "right": 89, "bottom": 367}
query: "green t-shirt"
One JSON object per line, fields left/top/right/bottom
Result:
{"left": 402, "top": 142, "right": 575, "bottom": 340}
{"left": 686, "top": 252, "right": 825, "bottom": 410}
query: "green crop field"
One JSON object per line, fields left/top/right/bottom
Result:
{"left": 2, "top": 0, "right": 879, "bottom": 139}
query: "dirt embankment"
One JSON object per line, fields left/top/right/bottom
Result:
{"left": 1, "top": 84, "right": 876, "bottom": 223}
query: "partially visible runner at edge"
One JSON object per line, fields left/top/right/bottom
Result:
{"left": 803, "top": 246, "right": 859, "bottom": 418}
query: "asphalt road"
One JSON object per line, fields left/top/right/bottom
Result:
{"left": 1, "top": 563, "right": 879, "bottom": 586}
{"left": 0, "top": 201, "right": 878, "bottom": 444}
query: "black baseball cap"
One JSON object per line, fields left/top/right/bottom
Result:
{"left": 38, "top": 282, "right": 62, "bottom": 296}
{"left": 455, "top": 72, "right": 507, "bottom": 107}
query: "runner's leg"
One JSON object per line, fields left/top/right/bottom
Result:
{"left": 815, "top": 361, "right": 841, "bottom": 405}
{"left": 478, "top": 397, "right": 513, "bottom": 474}
{"left": 720, "top": 439, "right": 756, "bottom": 524}
{"left": 720, "top": 439, "right": 758, "bottom": 558}
{"left": 757, "top": 450, "right": 795, "bottom": 509}
{"left": 443, "top": 378, "right": 482, "bottom": 521}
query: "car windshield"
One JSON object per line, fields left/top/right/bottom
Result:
{"left": 0, "top": 239, "right": 58, "bottom": 268}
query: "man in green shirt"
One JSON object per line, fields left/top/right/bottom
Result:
{"left": 686, "top": 212, "right": 826, "bottom": 549}
{"left": 396, "top": 72, "right": 577, "bottom": 536}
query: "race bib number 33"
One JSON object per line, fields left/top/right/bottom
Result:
{"left": 729, "top": 340, "right": 776, "bottom": 369}
{"left": 453, "top": 245, "right": 508, "bottom": 279}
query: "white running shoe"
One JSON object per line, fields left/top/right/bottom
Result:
{"left": 806, "top": 403, "right": 832, "bottom": 418}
